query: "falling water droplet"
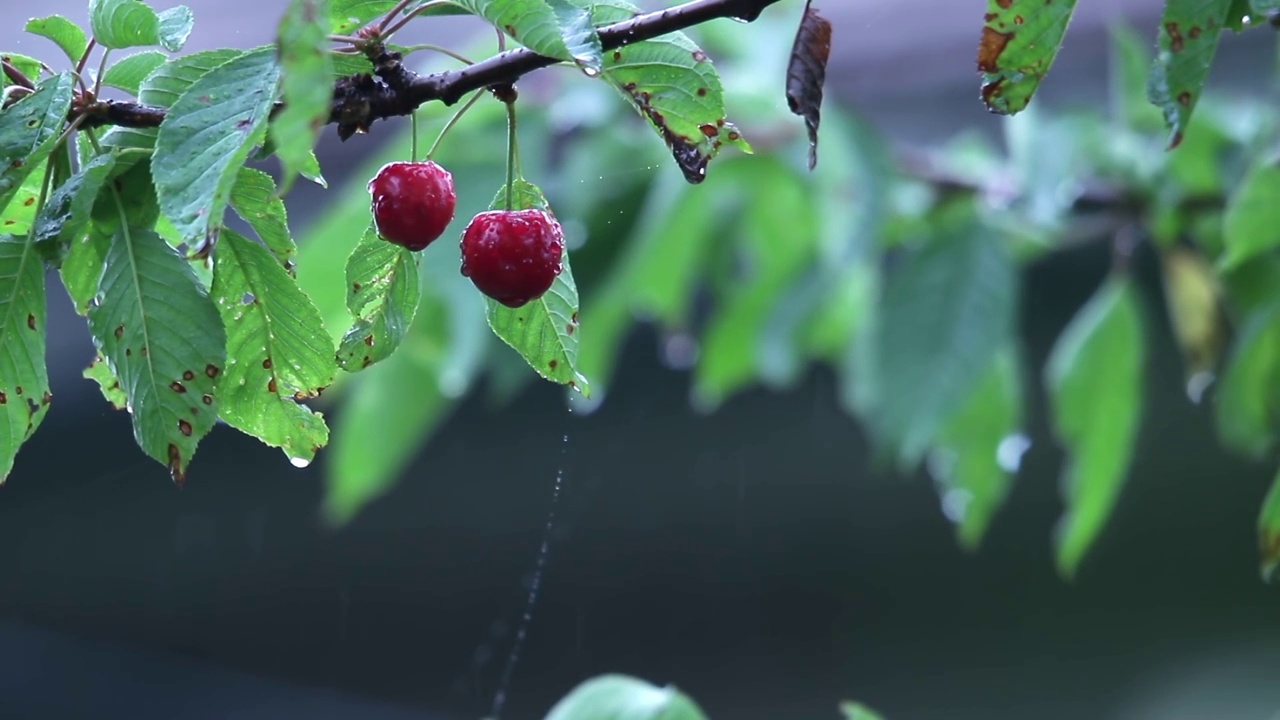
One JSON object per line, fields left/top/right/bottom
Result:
{"left": 1186, "top": 371, "right": 1215, "bottom": 404}
{"left": 288, "top": 456, "right": 311, "bottom": 469}
{"left": 996, "top": 433, "right": 1032, "bottom": 473}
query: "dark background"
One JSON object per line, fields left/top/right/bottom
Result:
{"left": 2, "top": 2, "right": 1279, "bottom": 719}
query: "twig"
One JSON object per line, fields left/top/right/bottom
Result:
{"left": 77, "top": 0, "right": 785, "bottom": 140}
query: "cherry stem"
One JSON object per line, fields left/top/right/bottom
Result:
{"left": 504, "top": 98, "right": 517, "bottom": 211}
{"left": 381, "top": 0, "right": 452, "bottom": 40}
{"left": 400, "top": 43, "right": 474, "bottom": 66}
{"left": 92, "top": 48, "right": 111, "bottom": 99}
{"left": 328, "top": 34, "right": 365, "bottom": 46}
{"left": 424, "top": 89, "right": 481, "bottom": 160}
{"left": 411, "top": 111, "right": 419, "bottom": 161}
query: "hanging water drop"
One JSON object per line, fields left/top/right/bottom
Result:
{"left": 288, "top": 455, "right": 311, "bottom": 469}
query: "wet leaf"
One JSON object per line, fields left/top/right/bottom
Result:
{"left": 544, "top": 674, "right": 709, "bottom": 720}
{"left": 1260, "top": 468, "right": 1280, "bottom": 582}
{"left": 0, "top": 74, "right": 74, "bottom": 219}
{"left": 273, "top": 0, "right": 332, "bottom": 194}
{"left": 99, "top": 50, "right": 167, "bottom": 96}
{"left": 0, "top": 53, "right": 42, "bottom": 84}
{"left": 977, "top": 0, "right": 1080, "bottom": 115}
{"left": 0, "top": 234, "right": 50, "bottom": 483}
{"left": 153, "top": 48, "right": 281, "bottom": 244}
{"left": 0, "top": 161, "right": 46, "bottom": 239}
{"left": 89, "top": 0, "right": 193, "bottom": 52}
{"left": 87, "top": 224, "right": 226, "bottom": 483}
{"left": 336, "top": 223, "right": 420, "bottom": 371}
{"left": 1161, "top": 247, "right": 1225, "bottom": 387}
{"left": 211, "top": 230, "right": 335, "bottom": 465}
{"left": 229, "top": 167, "right": 298, "bottom": 272}
{"left": 1046, "top": 277, "right": 1145, "bottom": 579}
{"left": 24, "top": 15, "right": 89, "bottom": 64}
{"left": 103, "top": 49, "right": 245, "bottom": 153}
{"left": 1215, "top": 301, "right": 1280, "bottom": 458}
{"left": 859, "top": 210, "right": 1017, "bottom": 467}
{"left": 785, "top": 1, "right": 831, "bottom": 170}
{"left": 483, "top": 179, "right": 588, "bottom": 393}
{"left": 1147, "top": 0, "right": 1233, "bottom": 149}
{"left": 32, "top": 151, "right": 119, "bottom": 265}
{"left": 1222, "top": 162, "right": 1280, "bottom": 270}
{"left": 571, "top": 0, "right": 750, "bottom": 184}
{"left": 448, "top": 0, "right": 603, "bottom": 73}
{"left": 329, "top": 0, "right": 400, "bottom": 33}
{"left": 83, "top": 354, "right": 128, "bottom": 410}
{"left": 930, "top": 346, "right": 1025, "bottom": 551}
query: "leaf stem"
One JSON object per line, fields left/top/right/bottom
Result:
{"left": 399, "top": 43, "right": 474, "bottom": 65}
{"left": 1, "top": 58, "right": 35, "bottom": 90}
{"left": 328, "top": 34, "right": 365, "bottom": 45}
{"left": 74, "top": 38, "right": 97, "bottom": 91}
{"left": 92, "top": 49, "right": 111, "bottom": 99}
{"left": 425, "top": 89, "right": 482, "bottom": 160}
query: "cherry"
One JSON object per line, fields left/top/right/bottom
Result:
{"left": 460, "top": 208, "right": 565, "bottom": 308}
{"left": 368, "top": 161, "right": 457, "bottom": 251}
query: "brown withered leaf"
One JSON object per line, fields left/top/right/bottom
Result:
{"left": 786, "top": 1, "right": 832, "bottom": 170}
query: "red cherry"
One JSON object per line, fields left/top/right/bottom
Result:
{"left": 460, "top": 208, "right": 565, "bottom": 308}
{"left": 368, "top": 161, "right": 457, "bottom": 251}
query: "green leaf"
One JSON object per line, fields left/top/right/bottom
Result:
{"left": 1147, "top": 0, "right": 1233, "bottom": 149}
{"left": 99, "top": 50, "right": 168, "bottom": 95}
{"left": 1046, "top": 277, "right": 1146, "bottom": 579}
{"left": 153, "top": 47, "right": 281, "bottom": 244}
{"left": 229, "top": 167, "right": 298, "bottom": 272}
{"left": 1215, "top": 302, "right": 1280, "bottom": 457}
{"left": 930, "top": 346, "right": 1025, "bottom": 551}
{"left": 1161, "top": 247, "right": 1225, "bottom": 386}
{"left": 336, "top": 223, "right": 420, "bottom": 371}
{"left": 482, "top": 179, "right": 588, "bottom": 393}
{"left": 272, "top": 0, "right": 333, "bottom": 193}
{"left": 324, "top": 293, "right": 456, "bottom": 525}
{"left": 24, "top": 16, "right": 89, "bottom": 64}
{"left": 211, "top": 230, "right": 335, "bottom": 464}
{"left": 1222, "top": 163, "right": 1280, "bottom": 270}
{"left": 545, "top": 675, "right": 708, "bottom": 720}
{"left": 87, "top": 224, "right": 227, "bottom": 483}
{"left": 328, "top": 0, "right": 397, "bottom": 33}
{"left": 977, "top": 0, "right": 1080, "bottom": 114}
{"left": 840, "top": 702, "right": 887, "bottom": 720}
{"left": 448, "top": 0, "right": 602, "bottom": 72}
{"left": 90, "top": 0, "right": 192, "bottom": 51}
{"left": 33, "top": 150, "right": 119, "bottom": 265}
{"left": 0, "top": 74, "right": 74, "bottom": 217}
{"left": 1260, "top": 467, "right": 1280, "bottom": 582}
{"left": 0, "top": 160, "right": 47, "bottom": 238}
{"left": 84, "top": 354, "right": 127, "bottom": 410}
{"left": 571, "top": 0, "right": 749, "bottom": 183}
{"left": 0, "top": 234, "right": 50, "bottom": 483}
{"left": 0, "top": 54, "right": 42, "bottom": 84}
{"left": 859, "top": 211, "right": 1017, "bottom": 466}
{"left": 102, "top": 48, "right": 245, "bottom": 152}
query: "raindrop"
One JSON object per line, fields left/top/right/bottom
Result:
{"left": 581, "top": 65, "right": 600, "bottom": 77}
{"left": 288, "top": 456, "right": 311, "bottom": 469}
{"left": 996, "top": 433, "right": 1032, "bottom": 474}
{"left": 1186, "top": 371, "right": 1214, "bottom": 404}
{"left": 661, "top": 332, "right": 699, "bottom": 370}
{"left": 941, "top": 488, "right": 973, "bottom": 524}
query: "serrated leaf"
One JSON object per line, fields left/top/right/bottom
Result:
{"left": 1215, "top": 302, "right": 1280, "bottom": 457}
{"left": 570, "top": 0, "right": 749, "bottom": 184}
{"left": 0, "top": 234, "right": 50, "bottom": 483}
{"left": 33, "top": 150, "right": 119, "bottom": 264}
{"left": 930, "top": 346, "right": 1025, "bottom": 551}
{"left": 24, "top": 16, "right": 89, "bottom": 64}
{"left": 153, "top": 47, "right": 281, "bottom": 244}
{"left": 99, "top": 50, "right": 168, "bottom": 95}
{"left": 324, "top": 293, "right": 455, "bottom": 525}
{"left": 0, "top": 74, "right": 74, "bottom": 217}
{"left": 84, "top": 354, "right": 128, "bottom": 409}
{"left": 977, "top": 0, "right": 1080, "bottom": 115}
{"left": 1260, "top": 468, "right": 1280, "bottom": 582}
{"left": 482, "top": 179, "right": 588, "bottom": 393}
{"left": 1147, "top": 0, "right": 1233, "bottom": 149}
{"left": 1046, "top": 277, "right": 1145, "bottom": 579}
{"left": 273, "top": 0, "right": 333, "bottom": 194}
{"left": 102, "top": 48, "right": 245, "bottom": 152}
{"left": 337, "top": 223, "right": 420, "bottom": 371}
{"left": 156, "top": 6, "right": 195, "bottom": 51}
{"left": 211, "top": 230, "right": 334, "bottom": 464}
{"left": 449, "top": 0, "right": 602, "bottom": 72}
{"left": 229, "top": 167, "right": 298, "bottom": 272}
{"left": 89, "top": 0, "right": 157, "bottom": 50}
{"left": 87, "top": 224, "right": 226, "bottom": 483}
{"left": 860, "top": 212, "right": 1017, "bottom": 467}
{"left": 0, "top": 160, "right": 46, "bottom": 238}
{"left": 544, "top": 674, "right": 709, "bottom": 720}
{"left": 1222, "top": 163, "right": 1280, "bottom": 270}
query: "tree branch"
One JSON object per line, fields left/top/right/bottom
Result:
{"left": 81, "top": 0, "right": 786, "bottom": 140}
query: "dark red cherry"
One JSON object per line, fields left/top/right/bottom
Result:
{"left": 368, "top": 161, "right": 457, "bottom": 251}
{"left": 460, "top": 208, "right": 565, "bottom": 308}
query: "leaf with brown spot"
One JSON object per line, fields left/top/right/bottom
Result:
{"left": 83, "top": 355, "right": 128, "bottom": 411}
{"left": 977, "top": 0, "right": 1080, "bottom": 115}
{"left": 786, "top": 1, "right": 832, "bottom": 170}
{"left": 337, "top": 222, "right": 420, "bottom": 372}
{"left": 1147, "top": 0, "right": 1233, "bottom": 149}
{"left": 0, "top": 233, "right": 50, "bottom": 482}
{"left": 211, "top": 230, "right": 335, "bottom": 465}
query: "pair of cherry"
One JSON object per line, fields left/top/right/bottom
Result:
{"left": 368, "top": 160, "right": 563, "bottom": 308}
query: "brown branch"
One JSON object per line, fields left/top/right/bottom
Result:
{"left": 79, "top": 0, "right": 786, "bottom": 140}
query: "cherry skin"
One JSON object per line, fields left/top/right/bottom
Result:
{"left": 460, "top": 208, "right": 565, "bottom": 308}
{"left": 368, "top": 161, "right": 457, "bottom": 251}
